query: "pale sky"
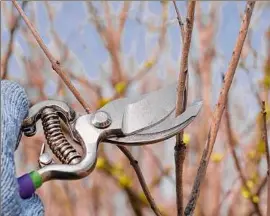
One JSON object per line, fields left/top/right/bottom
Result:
{"left": 1, "top": 2, "right": 270, "bottom": 213}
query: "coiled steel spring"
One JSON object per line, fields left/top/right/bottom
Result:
{"left": 41, "top": 107, "right": 81, "bottom": 165}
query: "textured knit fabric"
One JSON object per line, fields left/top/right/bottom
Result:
{"left": 1, "top": 80, "right": 44, "bottom": 216}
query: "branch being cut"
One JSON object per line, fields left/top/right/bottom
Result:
{"left": 118, "top": 146, "right": 162, "bottom": 216}
{"left": 184, "top": 2, "right": 256, "bottom": 215}
{"left": 174, "top": 2, "right": 196, "bottom": 216}
{"left": 12, "top": 0, "right": 92, "bottom": 113}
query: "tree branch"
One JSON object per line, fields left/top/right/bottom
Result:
{"left": 143, "top": 146, "right": 175, "bottom": 184}
{"left": 172, "top": 0, "right": 185, "bottom": 44}
{"left": 119, "top": 1, "right": 130, "bottom": 35}
{"left": 225, "top": 95, "right": 262, "bottom": 215}
{"left": 12, "top": 0, "right": 92, "bottom": 113}
{"left": 129, "top": 2, "right": 168, "bottom": 82}
{"left": 261, "top": 101, "right": 270, "bottom": 216}
{"left": 174, "top": 2, "right": 196, "bottom": 216}
{"left": 184, "top": 2, "right": 256, "bottom": 215}
{"left": 1, "top": 1, "right": 28, "bottom": 79}
{"left": 118, "top": 146, "right": 163, "bottom": 216}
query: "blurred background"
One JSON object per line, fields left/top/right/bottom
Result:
{"left": 1, "top": 1, "right": 270, "bottom": 216}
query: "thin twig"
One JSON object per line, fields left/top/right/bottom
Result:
{"left": 1, "top": 1, "right": 28, "bottom": 79}
{"left": 172, "top": 0, "right": 185, "bottom": 44}
{"left": 184, "top": 2, "right": 256, "bottom": 215}
{"left": 261, "top": 101, "right": 270, "bottom": 216}
{"left": 43, "top": 2, "right": 102, "bottom": 101}
{"left": 119, "top": 1, "right": 130, "bottom": 35}
{"left": 256, "top": 175, "right": 267, "bottom": 196}
{"left": 130, "top": 2, "right": 168, "bottom": 82}
{"left": 93, "top": 1, "right": 125, "bottom": 86}
{"left": 225, "top": 96, "right": 262, "bottom": 214}
{"left": 12, "top": 0, "right": 92, "bottom": 113}
{"left": 262, "top": 101, "right": 270, "bottom": 171}
{"left": 98, "top": 152, "right": 150, "bottom": 216}
{"left": 143, "top": 146, "right": 175, "bottom": 184}
{"left": 100, "top": 159, "right": 143, "bottom": 216}
{"left": 174, "top": 2, "right": 196, "bottom": 216}
{"left": 212, "top": 177, "right": 240, "bottom": 216}
{"left": 118, "top": 146, "right": 163, "bottom": 216}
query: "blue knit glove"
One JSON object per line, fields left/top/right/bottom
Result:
{"left": 1, "top": 80, "right": 44, "bottom": 216}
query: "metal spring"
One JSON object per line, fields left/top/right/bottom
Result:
{"left": 41, "top": 107, "right": 81, "bottom": 165}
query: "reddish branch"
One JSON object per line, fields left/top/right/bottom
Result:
{"left": 184, "top": 2, "right": 256, "bottom": 215}
{"left": 1, "top": 1, "right": 28, "bottom": 79}
{"left": 173, "top": 2, "right": 196, "bottom": 215}
{"left": 43, "top": 2, "right": 102, "bottom": 101}
{"left": 225, "top": 99, "right": 262, "bottom": 215}
{"left": 143, "top": 146, "right": 175, "bottom": 184}
{"left": 118, "top": 146, "right": 162, "bottom": 216}
{"left": 87, "top": 2, "right": 127, "bottom": 86}
{"left": 12, "top": 0, "right": 92, "bottom": 113}
{"left": 172, "top": 0, "right": 185, "bottom": 44}
{"left": 130, "top": 4, "right": 168, "bottom": 83}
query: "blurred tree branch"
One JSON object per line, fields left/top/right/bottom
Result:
{"left": 261, "top": 101, "right": 270, "bottom": 216}
{"left": 44, "top": 1, "right": 102, "bottom": 104}
{"left": 143, "top": 146, "right": 175, "bottom": 184}
{"left": 225, "top": 91, "right": 262, "bottom": 214}
{"left": 1, "top": 1, "right": 28, "bottom": 79}
{"left": 185, "top": 2, "right": 256, "bottom": 215}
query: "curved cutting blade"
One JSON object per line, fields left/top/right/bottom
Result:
{"left": 106, "top": 100, "right": 203, "bottom": 145}
{"left": 100, "top": 82, "right": 178, "bottom": 134}
{"left": 121, "top": 83, "right": 177, "bottom": 135}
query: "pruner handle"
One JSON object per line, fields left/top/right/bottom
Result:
{"left": 17, "top": 112, "right": 101, "bottom": 199}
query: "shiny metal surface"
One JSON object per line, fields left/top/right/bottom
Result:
{"left": 39, "top": 153, "right": 53, "bottom": 167}
{"left": 22, "top": 100, "right": 78, "bottom": 142}
{"left": 90, "top": 111, "right": 112, "bottom": 129}
{"left": 39, "top": 143, "right": 53, "bottom": 168}
{"left": 121, "top": 83, "right": 177, "bottom": 135}
{"left": 23, "top": 82, "right": 202, "bottom": 182}
{"left": 106, "top": 101, "right": 202, "bottom": 145}
{"left": 99, "top": 83, "right": 177, "bottom": 135}
{"left": 37, "top": 114, "right": 100, "bottom": 182}
{"left": 41, "top": 107, "right": 81, "bottom": 165}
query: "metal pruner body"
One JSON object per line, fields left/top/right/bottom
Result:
{"left": 17, "top": 83, "right": 202, "bottom": 199}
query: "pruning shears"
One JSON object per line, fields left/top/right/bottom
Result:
{"left": 17, "top": 83, "right": 202, "bottom": 199}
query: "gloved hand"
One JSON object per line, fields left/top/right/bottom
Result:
{"left": 1, "top": 80, "right": 44, "bottom": 216}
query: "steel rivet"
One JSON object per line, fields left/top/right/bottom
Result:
{"left": 39, "top": 152, "right": 53, "bottom": 166}
{"left": 90, "top": 111, "right": 112, "bottom": 129}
